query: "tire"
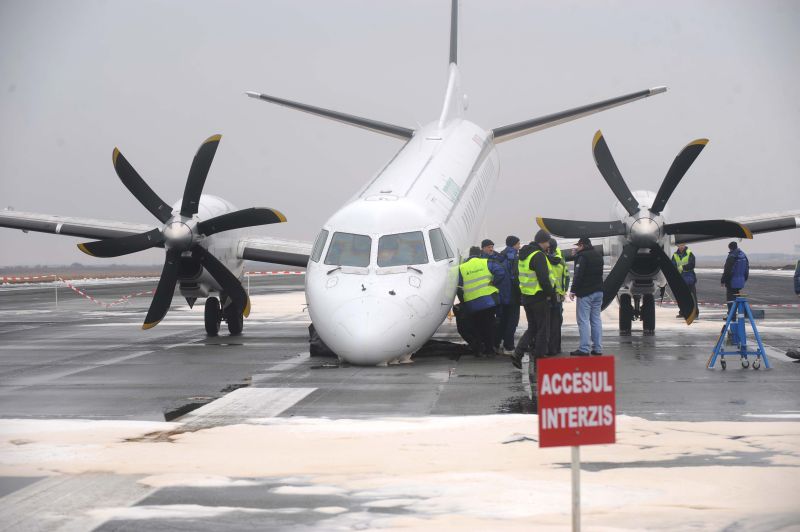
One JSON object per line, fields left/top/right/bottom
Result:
{"left": 618, "top": 294, "right": 633, "bottom": 334}
{"left": 205, "top": 297, "right": 221, "bottom": 336}
{"left": 642, "top": 293, "right": 656, "bottom": 332}
{"left": 225, "top": 305, "right": 244, "bottom": 336}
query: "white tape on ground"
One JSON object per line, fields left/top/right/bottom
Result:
{"left": 180, "top": 387, "right": 316, "bottom": 430}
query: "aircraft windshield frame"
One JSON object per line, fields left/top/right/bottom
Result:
{"left": 324, "top": 231, "right": 372, "bottom": 267}
{"left": 377, "top": 231, "right": 429, "bottom": 267}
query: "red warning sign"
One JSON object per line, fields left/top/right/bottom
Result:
{"left": 537, "top": 356, "right": 616, "bottom": 448}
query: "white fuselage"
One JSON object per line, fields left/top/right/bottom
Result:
{"left": 172, "top": 194, "right": 246, "bottom": 299}
{"left": 305, "top": 119, "right": 500, "bottom": 365}
{"left": 607, "top": 190, "right": 670, "bottom": 296}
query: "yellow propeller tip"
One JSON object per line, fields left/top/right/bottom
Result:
{"left": 142, "top": 321, "right": 160, "bottom": 330}
{"left": 692, "top": 138, "right": 709, "bottom": 146}
{"left": 112, "top": 148, "right": 120, "bottom": 166}
{"left": 592, "top": 130, "right": 604, "bottom": 149}
{"left": 205, "top": 134, "right": 222, "bottom": 144}
{"left": 536, "top": 217, "right": 550, "bottom": 233}
{"left": 741, "top": 224, "right": 753, "bottom": 239}
{"left": 77, "top": 243, "right": 94, "bottom": 256}
{"left": 274, "top": 209, "right": 287, "bottom": 223}
{"left": 243, "top": 298, "right": 251, "bottom": 318}
{"left": 685, "top": 307, "right": 698, "bottom": 325}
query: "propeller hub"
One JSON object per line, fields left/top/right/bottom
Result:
{"left": 163, "top": 220, "right": 194, "bottom": 250}
{"left": 629, "top": 216, "right": 662, "bottom": 247}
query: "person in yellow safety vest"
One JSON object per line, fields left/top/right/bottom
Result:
{"left": 671, "top": 243, "right": 698, "bottom": 318}
{"left": 546, "top": 238, "right": 570, "bottom": 356}
{"left": 510, "top": 230, "right": 555, "bottom": 370}
{"left": 457, "top": 246, "right": 507, "bottom": 356}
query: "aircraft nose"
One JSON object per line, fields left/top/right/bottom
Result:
{"left": 326, "top": 296, "right": 413, "bottom": 365}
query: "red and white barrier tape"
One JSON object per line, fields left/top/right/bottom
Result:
{"left": 245, "top": 271, "right": 305, "bottom": 276}
{"left": 2, "top": 275, "right": 58, "bottom": 283}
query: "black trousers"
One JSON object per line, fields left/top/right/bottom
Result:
{"left": 471, "top": 306, "right": 497, "bottom": 354}
{"left": 495, "top": 303, "right": 521, "bottom": 350}
{"left": 547, "top": 300, "right": 563, "bottom": 355}
{"left": 517, "top": 299, "right": 550, "bottom": 358}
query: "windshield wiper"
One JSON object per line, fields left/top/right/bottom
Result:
{"left": 327, "top": 266, "right": 342, "bottom": 275}
{"left": 407, "top": 266, "right": 423, "bottom": 274}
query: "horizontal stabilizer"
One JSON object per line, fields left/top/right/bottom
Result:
{"left": 245, "top": 91, "right": 414, "bottom": 140}
{"left": 491, "top": 86, "right": 666, "bottom": 143}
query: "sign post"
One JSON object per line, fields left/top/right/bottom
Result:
{"left": 537, "top": 356, "right": 616, "bottom": 531}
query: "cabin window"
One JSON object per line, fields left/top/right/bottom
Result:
{"left": 377, "top": 231, "right": 429, "bottom": 267}
{"left": 429, "top": 228, "right": 454, "bottom": 261}
{"left": 324, "top": 232, "right": 371, "bottom": 267}
{"left": 310, "top": 229, "right": 329, "bottom": 263}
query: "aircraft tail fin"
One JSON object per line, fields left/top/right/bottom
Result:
{"left": 438, "top": 0, "right": 465, "bottom": 129}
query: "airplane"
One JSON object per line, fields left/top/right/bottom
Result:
{"left": 1, "top": 1, "right": 688, "bottom": 365}
{"left": 537, "top": 131, "right": 800, "bottom": 335}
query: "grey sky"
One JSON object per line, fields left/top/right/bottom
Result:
{"left": 1, "top": 0, "right": 798, "bottom": 267}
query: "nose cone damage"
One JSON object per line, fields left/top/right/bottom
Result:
{"left": 318, "top": 296, "right": 417, "bottom": 365}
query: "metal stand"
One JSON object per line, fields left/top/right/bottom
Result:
{"left": 707, "top": 295, "right": 769, "bottom": 370}
{"left": 571, "top": 446, "right": 580, "bottom": 532}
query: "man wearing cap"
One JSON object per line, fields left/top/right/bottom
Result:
{"left": 458, "top": 246, "right": 507, "bottom": 356}
{"left": 671, "top": 243, "right": 698, "bottom": 318}
{"left": 497, "top": 235, "right": 522, "bottom": 353}
{"left": 721, "top": 241, "right": 749, "bottom": 320}
{"left": 547, "top": 238, "right": 570, "bottom": 356}
{"left": 510, "top": 229, "right": 555, "bottom": 370}
{"left": 569, "top": 237, "right": 604, "bottom": 356}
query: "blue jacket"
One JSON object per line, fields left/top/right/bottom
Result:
{"left": 482, "top": 250, "right": 513, "bottom": 305}
{"left": 794, "top": 260, "right": 800, "bottom": 295}
{"left": 722, "top": 248, "right": 749, "bottom": 290}
{"left": 458, "top": 256, "right": 507, "bottom": 313}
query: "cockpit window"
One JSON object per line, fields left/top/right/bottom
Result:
{"left": 429, "top": 228, "right": 454, "bottom": 261}
{"left": 310, "top": 229, "right": 329, "bottom": 263}
{"left": 324, "top": 232, "right": 371, "bottom": 267}
{"left": 377, "top": 231, "right": 429, "bottom": 267}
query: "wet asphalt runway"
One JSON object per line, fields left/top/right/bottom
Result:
{"left": 0, "top": 270, "right": 798, "bottom": 531}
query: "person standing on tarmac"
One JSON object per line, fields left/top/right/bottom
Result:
{"left": 457, "top": 245, "right": 507, "bottom": 356}
{"left": 671, "top": 243, "right": 698, "bottom": 318}
{"left": 497, "top": 235, "right": 522, "bottom": 353}
{"left": 510, "top": 230, "right": 554, "bottom": 370}
{"left": 795, "top": 259, "right": 800, "bottom": 296}
{"left": 480, "top": 238, "right": 513, "bottom": 354}
{"left": 569, "top": 237, "right": 604, "bottom": 356}
{"left": 721, "top": 241, "right": 749, "bottom": 319}
{"left": 547, "top": 238, "right": 569, "bottom": 356}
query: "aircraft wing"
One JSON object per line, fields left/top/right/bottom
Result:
{"left": 238, "top": 237, "right": 312, "bottom": 268}
{"left": 0, "top": 209, "right": 155, "bottom": 240}
{"left": 673, "top": 211, "right": 800, "bottom": 245}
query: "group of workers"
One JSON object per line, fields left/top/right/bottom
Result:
{"left": 456, "top": 229, "right": 605, "bottom": 368}
{"left": 457, "top": 230, "right": 767, "bottom": 368}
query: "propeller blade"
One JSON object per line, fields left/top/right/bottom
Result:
{"left": 77, "top": 228, "right": 164, "bottom": 258}
{"left": 592, "top": 130, "right": 639, "bottom": 216}
{"left": 112, "top": 148, "right": 173, "bottom": 224}
{"left": 197, "top": 207, "right": 287, "bottom": 237}
{"left": 650, "top": 244, "right": 698, "bottom": 324}
{"left": 142, "top": 248, "right": 181, "bottom": 329}
{"left": 537, "top": 217, "right": 626, "bottom": 239}
{"left": 650, "top": 139, "right": 708, "bottom": 214}
{"left": 180, "top": 134, "right": 221, "bottom": 218}
{"left": 664, "top": 219, "right": 752, "bottom": 240}
{"left": 601, "top": 242, "right": 639, "bottom": 310}
{"left": 191, "top": 245, "right": 250, "bottom": 317}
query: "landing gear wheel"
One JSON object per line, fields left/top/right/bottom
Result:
{"left": 642, "top": 294, "right": 656, "bottom": 332}
{"left": 618, "top": 294, "right": 633, "bottom": 336}
{"left": 225, "top": 305, "right": 244, "bottom": 336}
{"left": 741, "top": 358, "right": 749, "bottom": 369}
{"left": 204, "top": 297, "right": 221, "bottom": 337}
{"left": 753, "top": 358, "right": 761, "bottom": 370}
{"left": 720, "top": 359, "right": 727, "bottom": 370}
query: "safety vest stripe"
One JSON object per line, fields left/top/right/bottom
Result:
{"left": 463, "top": 275, "right": 492, "bottom": 286}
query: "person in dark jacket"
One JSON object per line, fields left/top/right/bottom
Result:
{"left": 794, "top": 259, "right": 799, "bottom": 296}
{"left": 480, "top": 238, "right": 512, "bottom": 354}
{"left": 671, "top": 243, "right": 698, "bottom": 318}
{"left": 721, "top": 242, "right": 749, "bottom": 320}
{"left": 569, "top": 237, "right": 604, "bottom": 356}
{"left": 511, "top": 230, "right": 554, "bottom": 369}
{"left": 457, "top": 246, "right": 507, "bottom": 356}
{"left": 496, "top": 235, "right": 521, "bottom": 353}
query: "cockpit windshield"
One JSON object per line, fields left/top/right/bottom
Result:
{"left": 377, "top": 231, "right": 428, "bottom": 267}
{"left": 324, "top": 232, "right": 371, "bottom": 267}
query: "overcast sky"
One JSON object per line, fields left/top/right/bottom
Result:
{"left": 1, "top": 0, "right": 798, "bottom": 267}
